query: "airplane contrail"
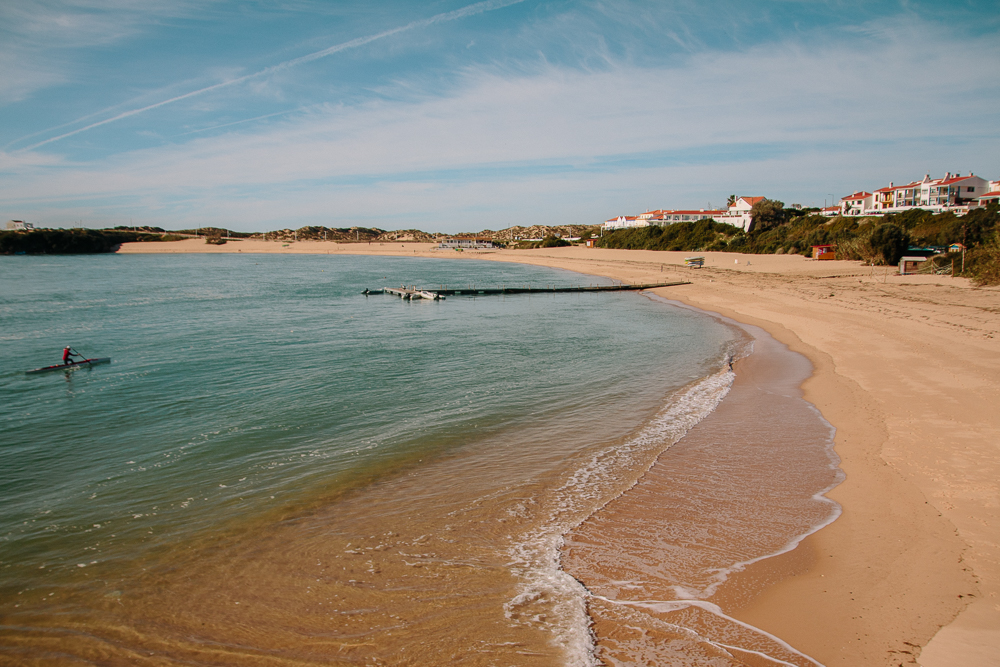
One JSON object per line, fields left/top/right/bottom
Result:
{"left": 21, "top": 0, "right": 526, "bottom": 152}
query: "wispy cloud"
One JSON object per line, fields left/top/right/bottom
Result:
{"left": 0, "top": 0, "right": 216, "bottom": 104}
{"left": 18, "top": 0, "right": 527, "bottom": 151}
{"left": 2, "top": 4, "right": 997, "bottom": 232}
{"left": 4, "top": 14, "right": 996, "bottom": 231}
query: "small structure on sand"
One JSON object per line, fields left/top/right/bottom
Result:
{"left": 439, "top": 237, "right": 495, "bottom": 250}
{"left": 811, "top": 245, "right": 836, "bottom": 260}
{"left": 899, "top": 256, "right": 930, "bottom": 275}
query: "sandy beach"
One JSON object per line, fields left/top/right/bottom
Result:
{"left": 119, "top": 238, "right": 1000, "bottom": 666}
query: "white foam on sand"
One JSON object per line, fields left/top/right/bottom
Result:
{"left": 503, "top": 358, "right": 744, "bottom": 666}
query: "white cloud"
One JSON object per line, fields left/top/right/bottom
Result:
{"left": 2, "top": 15, "right": 998, "bottom": 231}
{"left": 0, "top": 0, "right": 219, "bottom": 104}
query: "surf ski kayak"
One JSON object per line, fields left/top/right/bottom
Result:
{"left": 26, "top": 358, "right": 111, "bottom": 375}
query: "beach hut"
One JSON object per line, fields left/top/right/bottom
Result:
{"left": 585, "top": 238, "right": 597, "bottom": 248}
{"left": 899, "top": 256, "right": 930, "bottom": 275}
{"left": 811, "top": 245, "right": 836, "bottom": 260}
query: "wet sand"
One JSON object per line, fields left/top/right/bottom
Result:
{"left": 562, "top": 314, "right": 842, "bottom": 666}
{"left": 119, "top": 239, "right": 1000, "bottom": 666}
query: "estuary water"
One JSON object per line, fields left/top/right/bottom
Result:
{"left": 0, "top": 253, "right": 837, "bottom": 666}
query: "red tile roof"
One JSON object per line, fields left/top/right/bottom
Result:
{"left": 938, "top": 175, "right": 978, "bottom": 185}
{"left": 659, "top": 210, "right": 726, "bottom": 216}
{"left": 841, "top": 191, "right": 872, "bottom": 201}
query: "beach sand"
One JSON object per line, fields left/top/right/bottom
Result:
{"left": 119, "top": 238, "right": 1000, "bottom": 666}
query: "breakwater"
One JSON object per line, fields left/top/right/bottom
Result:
{"left": 368, "top": 280, "right": 690, "bottom": 299}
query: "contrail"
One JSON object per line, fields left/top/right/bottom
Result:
{"left": 175, "top": 109, "right": 303, "bottom": 136}
{"left": 21, "top": 0, "right": 526, "bottom": 152}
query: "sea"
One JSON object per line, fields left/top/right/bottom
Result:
{"left": 0, "top": 253, "right": 842, "bottom": 666}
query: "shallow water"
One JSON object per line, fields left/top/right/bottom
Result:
{"left": 1, "top": 254, "right": 746, "bottom": 664}
{"left": 563, "top": 303, "right": 843, "bottom": 666}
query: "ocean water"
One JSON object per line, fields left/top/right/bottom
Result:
{"left": 0, "top": 253, "right": 754, "bottom": 665}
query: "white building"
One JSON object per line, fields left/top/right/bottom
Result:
{"left": 852, "top": 173, "right": 991, "bottom": 216}
{"left": 714, "top": 197, "right": 764, "bottom": 232}
{"left": 601, "top": 197, "right": 762, "bottom": 233}
{"left": 658, "top": 209, "right": 727, "bottom": 224}
{"left": 840, "top": 191, "right": 874, "bottom": 216}
{"left": 603, "top": 215, "right": 643, "bottom": 230}
{"left": 438, "top": 237, "right": 495, "bottom": 249}
{"left": 6, "top": 220, "right": 34, "bottom": 230}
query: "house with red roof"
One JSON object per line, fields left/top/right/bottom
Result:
{"left": 872, "top": 180, "right": 921, "bottom": 211}
{"left": 977, "top": 190, "right": 1000, "bottom": 206}
{"left": 840, "top": 191, "right": 873, "bottom": 216}
{"left": 714, "top": 196, "right": 765, "bottom": 231}
{"left": 852, "top": 173, "right": 991, "bottom": 216}
{"left": 600, "top": 195, "right": 769, "bottom": 233}
{"left": 919, "top": 173, "right": 989, "bottom": 208}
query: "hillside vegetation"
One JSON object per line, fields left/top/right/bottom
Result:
{"left": 0, "top": 229, "right": 181, "bottom": 254}
{"left": 597, "top": 201, "right": 1000, "bottom": 285}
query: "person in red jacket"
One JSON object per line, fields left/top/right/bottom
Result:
{"left": 62, "top": 346, "right": 81, "bottom": 365}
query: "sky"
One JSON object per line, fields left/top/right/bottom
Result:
{"left": 1, "top": 0, "right": 998, "bottom": 233}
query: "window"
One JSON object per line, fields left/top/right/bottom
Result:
{"left": 968, "top": 187, "right": 976, "bottom": 192}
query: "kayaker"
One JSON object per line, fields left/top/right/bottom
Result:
{"left": 63, "top": 346, "right": 81, "bottom": 365}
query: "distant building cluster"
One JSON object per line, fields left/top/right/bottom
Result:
{"left": 602, "top": 172, "right": 1000, "bottom": 234}
{"left": 837, "top": 173, "right": 998, "bottom": 217}
{"left": 603, "top": 196, "right": 765, "bottom": 233}
{"left": 6, "top": 220, "right": 34, "bottom": 230}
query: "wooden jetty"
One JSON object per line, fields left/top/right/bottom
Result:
{"left": 366, "top": 281, "right": 690, "bottom": 300}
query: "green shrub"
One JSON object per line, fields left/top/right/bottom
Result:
{"left": 965, "top": 233, "right": 1000, "bottom": 286}
{"left": 870, "top": 224, "right": 910, "bottom": 265}
{"left": 1, "top": 229, "right": 140, "bottom": 254}
{"left": 539, "top": 235, "right": 570, "bottom": 247}
{"left": 598, "top": 219, "right": 737, "bottom": 251}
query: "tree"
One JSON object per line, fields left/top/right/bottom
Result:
{"left": 748, "top": 198, "right": 786, "bottom": 232}
{"left": 727, "top": 194, "right": 737, "bottom": 207}
{"left": 869, "top": 223, "right": 910, "bottom": 265}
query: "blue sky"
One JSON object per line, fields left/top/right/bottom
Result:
{"left": 1, "top": 0, "right": 998, "bottom": 233}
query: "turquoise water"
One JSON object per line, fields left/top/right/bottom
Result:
{"left": 0, "top": 253, "right": 739, "bottom": 664}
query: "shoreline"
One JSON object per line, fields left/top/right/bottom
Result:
{"left": 562, "top": 307, "right": 844, "bottom": 665}
{"left": 116, "top": 239, "right": 1000, "bottom": 665}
